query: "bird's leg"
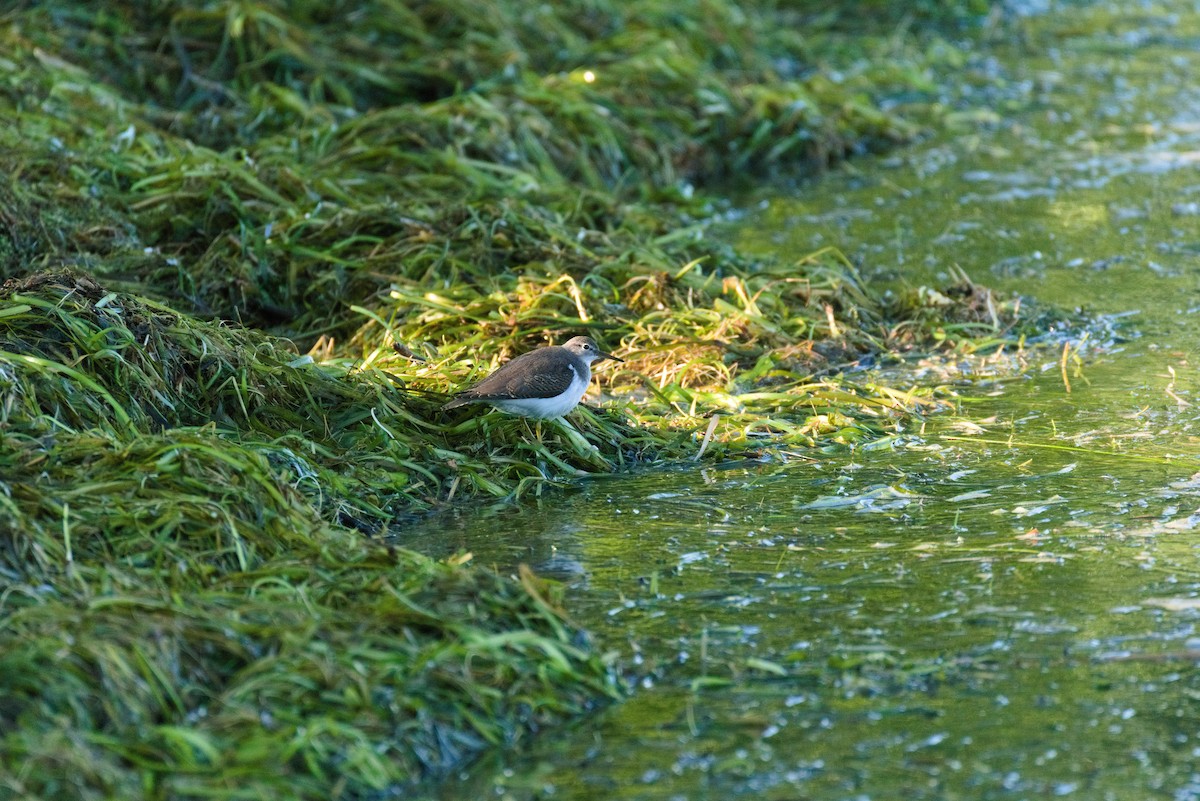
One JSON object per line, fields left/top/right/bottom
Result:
{"left": 519, "top": 417, "right": 544, "bottom": 443}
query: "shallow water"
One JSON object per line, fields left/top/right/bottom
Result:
{"left": 408, "top": 2, "right": 1200, "bottom": 799}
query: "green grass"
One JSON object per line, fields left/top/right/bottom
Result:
{"left": 0, "top": 1, "right": 1086, "bottom": 798}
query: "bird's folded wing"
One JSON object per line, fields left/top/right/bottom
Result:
{"left": 464, "top": 350, "right": 576, "bottom": 399}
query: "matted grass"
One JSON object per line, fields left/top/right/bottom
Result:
{"left": 0, "top": 1, "right": 1081, "bottom": 798}
{"left": 0, "top": 270, "right": 624, "bottom": 798}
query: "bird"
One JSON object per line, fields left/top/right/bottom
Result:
{"left": 441, "top": 336, "right": 622, "bottom": 419}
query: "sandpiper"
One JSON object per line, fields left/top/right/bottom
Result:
{"left": 442, "top": 336, "right": 622, "bottom": 419}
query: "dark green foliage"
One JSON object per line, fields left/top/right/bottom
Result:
{"left": 0, "top": 271, "right": 622, "bottom": 798}
{"left": 2, "top": 0, "right": 926, "bottom": 331}
{"left": 0, "top": 0, "right": 1056, "bottom": 798}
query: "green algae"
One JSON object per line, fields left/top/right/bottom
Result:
{"left": 0, "top": 0, "right": 1079, "bottom": 798}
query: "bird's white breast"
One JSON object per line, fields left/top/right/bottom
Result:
{"left": 492, "top": 363, "right": 590, "bottom": 419}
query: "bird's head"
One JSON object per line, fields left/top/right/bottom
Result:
{"left": 563, "top": 336, "right": 622, "bottom": 365}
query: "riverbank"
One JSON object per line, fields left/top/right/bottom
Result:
{"left": 0, "top": 2, "right": 1064, "bottom": 798}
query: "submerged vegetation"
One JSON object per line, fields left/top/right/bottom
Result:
{"left": 0, "top": 0, "right": 1080, "bottom": 798}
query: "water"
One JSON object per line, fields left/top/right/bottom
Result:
{"left": 408, "top": 3, "right": 1200, "bottom": 798}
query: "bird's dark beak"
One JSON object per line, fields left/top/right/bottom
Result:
{"left": 599, "top": 350, "right": 623, "bottom": 363}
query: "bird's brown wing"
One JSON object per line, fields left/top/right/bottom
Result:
{"left": 456, "top": 348, "right": 577, "bottom": 400}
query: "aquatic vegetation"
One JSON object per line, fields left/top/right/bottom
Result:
{"left": 0, "top": 272, "right": 622, "bottom": 799}
{"left": 0, "top": 0, "right": 1089, "bottom": 797}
